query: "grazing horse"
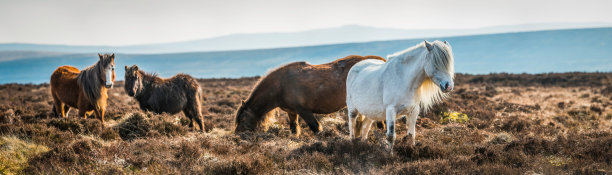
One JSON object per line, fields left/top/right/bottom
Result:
{"left": 235, "top": 55, "right": 386, "bottom": 136}
{"left": 124, "top": 65, "right": 204, "bottom": 132}
{"left": 346, "top": 40, "right": 455, "bottom": 150}
{"left": 50, "top": 53, "right": 116, "bottom": 125}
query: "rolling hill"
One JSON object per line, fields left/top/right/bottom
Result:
{"left": 1, "top": 23, "right": 611, "bottom": 54}
{"left": 1, "top": 27, "right": 611, "bottom": 83}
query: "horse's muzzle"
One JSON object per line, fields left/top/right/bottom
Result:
{"left": 105, "top": 84, "right": 113, "bottom": 88}
{"left": 440, "top": 82, "right": 454, "bottom": 92}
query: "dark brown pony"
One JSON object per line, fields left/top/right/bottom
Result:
{"left": 50, "top": 53, "right": 116, "bottom": 124}
{"left": 124, "top": 65, "right": 204, "bottom": 132}
{"left": 235, "top": 55, "right": 386, "bottom": 135}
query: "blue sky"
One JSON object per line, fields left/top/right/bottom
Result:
{"left": 1, "top": 0, "right": 611, "bottom": 45}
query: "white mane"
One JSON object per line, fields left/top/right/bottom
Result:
{"left": 388, "top": 41, "right": 455, "bottom": 111}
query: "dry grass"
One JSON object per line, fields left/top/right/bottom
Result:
{"left": 0, "top": 136, "right": 49, "bottom": 174}
{"left": 0, "top": 73, "right": 610, "bottom": 174}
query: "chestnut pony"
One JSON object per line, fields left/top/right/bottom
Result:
{"left": 50, "top": 53, "right": 116, "bottom": 125}
{"left": 235, "top": 55, "right": 385, "bottom": 136}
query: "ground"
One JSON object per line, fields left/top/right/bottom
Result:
{"left": 0, "top": 73, "right": 610, "bottom": 174}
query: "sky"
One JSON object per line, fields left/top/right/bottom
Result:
{"left": 0, "top": 0, "right": 611, "bottom": 46}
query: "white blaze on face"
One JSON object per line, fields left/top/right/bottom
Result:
{"left": 105, "top": 66, "right": 113, "bottom": 87}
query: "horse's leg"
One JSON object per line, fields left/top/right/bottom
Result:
{"left": 94, "top": 108, "right": 105, "bottom": 126}
{"left": 59, "top": 103, "right": 67, "bottom": 118}
{"left": 64, "top": 105, "right": 71, "bottom": 118}
{"left": 52, "top": 94, "right": 64, "bottom": 118}
{"left": 286, "top": 111, "right": 301, "bottom": 136}
{"left": 52, "top": 105, "right": 57, "bottom": 118}
{"left": 297, "top": 109, "right": 321, "bottom": 134}
{"left": 360, "top": 118, "right": 375, "bottom": 140}
{"left": 193, "top": 114, "right": 204, "bottom": 132}
{"left": 183, "top": 109, "right": 195, "bottom": 131}
{"left": 184, "top": 107, "right": 204, "bottom": 132}
{"left": 193, "top": 112, "right": 204, "bottom": 132}
{"left": 78, "top": 109, "right": 87, "bottom": 120}
{"left": 354, "top": 114, "right": 363, "bottom": 138}
{"left": 188, "top": 117, "right": 194, "bottom": 129}
{"left": 406, "top": 108, "right": 420, "bottom": 146}
{"left": 77, "top": 99, "right": 91, "bottom": 119}
{"left": 347, "top": 108, "right": 359, "bottom": 139}
{"left": 85, "top": 111, "right": 94, "bottom": 119}
{"left": 385, "top": 106, "right": 397, "bottom": 151}
{"left": 376, "top": 121, "right": 386, "bottom": 129}
{"left": 185, "top": 109, "right": 194, "bottom": 130}
{"left": 100, "top": 109, "right": 105, "bottom": 125}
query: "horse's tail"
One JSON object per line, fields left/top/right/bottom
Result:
{"left": 198, "top": 86, "right": 205, "bottom": 105}
{"left": 180, "top": 77, "right": 201, "bottom": 115}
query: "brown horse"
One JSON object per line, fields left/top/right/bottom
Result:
{"left": 235, "top": 55, "right": 386, "bottom": 136}
{"left": 124, "top": 65, "right": 204, "bottom": 132}
{"left": 50, "top": 53, "right": 116, "bottom": 125}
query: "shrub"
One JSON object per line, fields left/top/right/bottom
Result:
{"left": 100, "top": 128, "right": 120, "bottom": 141}
{"left": 0, "top": 136, "right": 49, "bottom": 174}
{"left": 153, "top": 121, "right": 187, "bottom": 137}
{"left": 440, "top": 112, "right": 469, "bottom": 124}
{"left": 116, "top": 112, "right": 151, "bottom": 141}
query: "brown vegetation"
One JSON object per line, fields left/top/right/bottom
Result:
{"left": 0, "top": 72, "right": 610, "bottom": 174}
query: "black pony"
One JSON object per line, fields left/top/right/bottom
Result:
{"left": 124, "top": 65, "right": 204, "bottom": 131}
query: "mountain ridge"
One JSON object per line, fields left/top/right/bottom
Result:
{"left": 2, "top": 23, "right": 611, "bottom": 54}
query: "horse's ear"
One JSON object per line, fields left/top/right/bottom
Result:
{"left": 125, "top": 65, "right": 128, "bottom": 70}
{"left": 424, "top": 40, "right": 433, "bottom": 51}
{"left": 132, "top": 65, "right": 139, "bottom": 71}
{"left": 110, "top": 53, "right": 115, "bottom": 59}
{"left": 98, "top": 53, "right": 103, "bottom": 59}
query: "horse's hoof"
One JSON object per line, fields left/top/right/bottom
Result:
{"left": 311, "top": 129, "right": 321, "bottom": 136}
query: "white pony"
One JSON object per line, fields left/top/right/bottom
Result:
{"left": 346, "top": 40, "right": 455, "bottom": 150}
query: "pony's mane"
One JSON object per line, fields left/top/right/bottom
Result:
{"left": 138, "top": 69, "right": 161, "bottom": 84}
{"left": 416, "top": 78, "right": 447, "bottom": 112}
{"left": 77, "top": 54, "right": 114, "bottom": 108}
{"left": 386, "top": 43, "right": 423, "bottom": 61}
{"left": 388, "top": 41, "right": 454, "bottom": 111}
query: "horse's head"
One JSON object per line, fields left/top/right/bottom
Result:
{"left": 124, "top": 65, "right": 143, "bottom": 97}
{"left": 98, "top": 53, "right": 116, "bottom": 88}
{"left": 235, "top": 100, "right": 257, "bottom": 132}
{"left": 423, "top": 40, "right": 455, "bottom": 92}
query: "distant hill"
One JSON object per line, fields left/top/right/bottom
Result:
{"left": 0, "top": 51, "right": 65, "bottom": 62}
{"left": 1, "top": 23, "right": 611, "bottom": 54}
{"left": 1, "top": 27, "right": 611, "bottom": 83}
